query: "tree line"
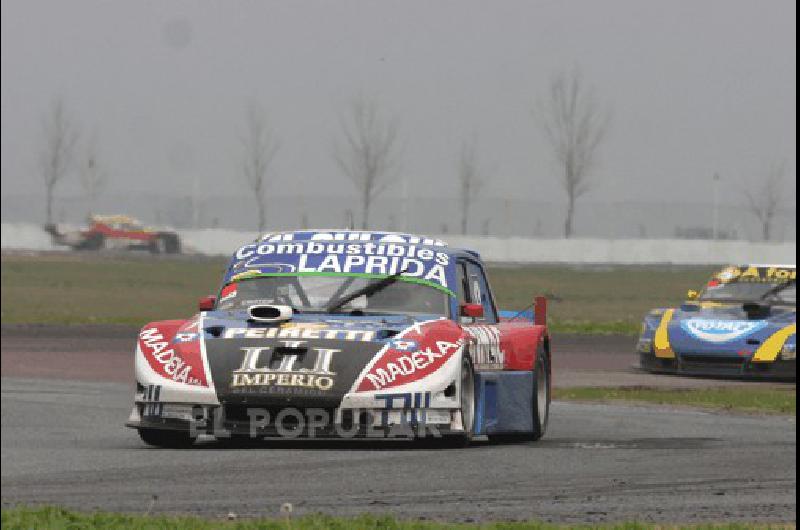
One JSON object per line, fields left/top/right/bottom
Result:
{"left": 39, "top": 70, "right": 789, "bottom": 240}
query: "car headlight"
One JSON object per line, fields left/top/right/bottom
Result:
{"left": 781, "top": 343, "right": 796, "bottom": 360}
{"left": 637, "top": 338, "right": 654, "bottom": 354}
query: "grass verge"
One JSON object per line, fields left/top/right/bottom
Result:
{"left": 1, "top": 253, "right": 716, "bottom": 333}
{"left": 553, "top": 386, "right": 797, "bottom": 415}
{"left": 0, "top": 254, "right": 227, "bottom": 326}
{"left": 1, "top": 505, "right": 793, "bottom": 530}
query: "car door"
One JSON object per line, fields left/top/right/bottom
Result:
{"left": 459, "top": 259, "right": 504, "bottom": 370}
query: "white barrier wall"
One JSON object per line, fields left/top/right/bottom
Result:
{"left": 442, "top": 236, "right": 797, "bottom": 266}
{"left": 178, "top": 229, "right": 260, "bottom": 257}
{"left": 1, "top": 223, "right": 795, "bottom": 266}
{"left": 1, "top": 223, "right": 59, "bottom": 251}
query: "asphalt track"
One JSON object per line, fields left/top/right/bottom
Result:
{"left": 1, "top": 326, "right": 797, "bottom": 524}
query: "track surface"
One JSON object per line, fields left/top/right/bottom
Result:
{"left": 1, "top": 377, "right": 795, "bottom": 524}
{"left": 1, "top": 326, "right": 796, "bottom": 524}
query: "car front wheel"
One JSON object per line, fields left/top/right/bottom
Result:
{"left": 530, "top": 351, "right": 550, "bottom": 441}
{"left": 442, "top": 353, "right": 476, "bottom": 447}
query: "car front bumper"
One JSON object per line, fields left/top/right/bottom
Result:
{"left": 125, "top": 402, "right": 461, "bottom": 440}
{"left": 639, "top": 352, "right": 796, "bottom": 381}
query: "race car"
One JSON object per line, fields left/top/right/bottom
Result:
{"left": 638, "top": 264, "right": 796, "bottom": 380}
{"left": 126, "top": 230, "right": 552, "bottom": 447}
{"left": 45, "top": 214, "right": 181, "bottom": 254}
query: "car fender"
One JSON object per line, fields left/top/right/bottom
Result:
{"left": 341, "top": 319, "right": 466, "bottom": 410}
{"left": 499, "top": 323, "right": 548, "bottom": 371}
{"left": 135, "top": 318, "right": 218, "bottom": 404}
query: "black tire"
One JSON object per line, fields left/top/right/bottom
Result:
{"left": 530, "top": 350, "right": 550, "bottom": 441}
{"left": 149, "top": 236, "right": 166, "bottom": 254}
{"left": 151, "top": 233, "right": 181, "bottom": 254}
{"left": 163, "top": 233, "right": 181, "bottom": 254}
{"left": 138, "top": 428, "right": 195, "bottom": 448}
{"left": 436, "top": 353, "right": 476, "bottom": 447}
{"left": 78, "top": 233, "right": 104, "bottom": 251}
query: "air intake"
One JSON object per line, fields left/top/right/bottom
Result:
{"left": 247, "top": 304, "right": 293, "bottom": 323}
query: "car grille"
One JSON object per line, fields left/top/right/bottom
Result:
{"left": 678, "top": 354, "right": 747, "bottom": 374}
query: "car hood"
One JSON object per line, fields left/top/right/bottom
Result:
{"left": 198, "top": 310, "right": 461, "bottom": 406}
{"left": 666, "top": 304, "right": 796, "bottom": 356}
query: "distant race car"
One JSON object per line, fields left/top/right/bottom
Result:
{"left": 45, "top": 214, "right": 181, "bottom": 254}
{"left": 638, "top": 264, "right": 796, "bottom": 380}
{"left": 126, "top": 230, "right": 552, "bottom": 447}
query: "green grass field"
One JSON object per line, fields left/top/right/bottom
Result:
{"left": 554, "top": 386, "right": 797, "bottom": 415}
{"left": 0, "top": 253, "right": 716, "bottom": 334}
{"left": 1, "top": 506, "right": 792, "bottom": 530}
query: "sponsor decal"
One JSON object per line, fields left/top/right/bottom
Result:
{"left": 464, "top": 325, "right": 504, "bottom": 369}
{"left": 227, "top": 240, "right": 455, "bottom": 292}
{"left": 229, "top": 270, "right": 262, "bottom": 283}
{"left": 716, "top": 267, "right": 740, "bottom": 282}
{"left": 280, "top": 322, "right": 329, "bottom": 330}
{"left": 172, "top": 318, "right": 201, "bottom": 343}
{"left": 680, "top": 319, "right": 769, "bottom": 343}
{"left": 141, "top": 384, "right": 163, "bottom": 418}
{"left": 375, "top": 391, "right": 432, "bottom": 410}
{"left": 232, "top": 262, "right": 296, "bottom": 274}
{"left": 219, "top": 283, "right": 238, "bottom": 303}
{"left": 139, "top": 327, "right": 207, "bottom": 386}
{"left": 714, "top": 266, "right": 796, "bottom": 283}
{"left": 259, "top": 230, "right": 447, "bottom": 247}
{"left": 356, "top": 320, "right": 464, "bottom": 392}
{"left": 360, "top": 341, "right": 460, "bottom": 391}
{"left": 387, "top": 339, "right": 418, "bottom": 351}
{"left": 223, "top": 326, "right": 376, "bottom": 341}
{"left": 374, "top": 391, "right": 443, "bottom": 427}
{"left": 140, "top": 385, "right": 199, "bottom": 422}
{"left": 173, "top": 332, "right": 199, "bottom": 343}
{"left": 230, "top": 342, "right": 338, "bottom": 393}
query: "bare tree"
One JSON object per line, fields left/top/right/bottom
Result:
{"left": 457, "top": 137, "right": 484, "bottom": 235}
{"left": 744, "top": 161, "right": 786, "bottom": 241}
{"left": 537, "top": 69, "right": 610, "bottom": 238}
{"left": 40, "top": 99, "right": 79, "bottom": 225}
{"left": 241, "top": 102, "right": 279, "bottom": 233}
{"left": 80, "top": 138, "right": 107, "bottom": 218}
{"left": 334, "top": 96, "right": 400, "bottom": 229}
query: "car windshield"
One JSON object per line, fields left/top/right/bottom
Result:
{"left": 216, "top": 274, "right": 449, "bottom": 316}
{"left": 764, "top": 282, "right": 796, "bottom": 304}
{"left": 700, "top": 281, "right": 797, "bottom": 304}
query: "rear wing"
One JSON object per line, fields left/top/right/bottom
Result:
{"left": 499, "top": 296, "right": 548, "bottom": 326}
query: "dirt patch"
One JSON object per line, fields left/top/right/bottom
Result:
{"left": 1, "top": 324, "right": 137, "bottom": 383}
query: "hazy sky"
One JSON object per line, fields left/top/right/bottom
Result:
{"left": 1, "top": 0, "right": 796, "bottom": 211}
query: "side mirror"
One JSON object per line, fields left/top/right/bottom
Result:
{"left": 687, "top": 290, "right": 699, "bottom": 301}
{"left": 460, "top": 303, "right": 484, "bottom": 319}
{"left": 198, "top": 295, "right": 216, "bottom": 311}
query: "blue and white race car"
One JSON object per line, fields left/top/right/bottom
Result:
{"left": 126, "top": 230, "right": 552, "bottom": 447}
{"left": 638, "top": 264, "right": 796, "bottom": 380}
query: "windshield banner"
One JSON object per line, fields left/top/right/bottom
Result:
{"left": 259, "top": 230, "right": 447, "bottom": 247}
{"left": 225, "top": 241, "right": 456, "bottom": 294}
{"left": 714, "top": 266, "right": 796, "bottom": 283}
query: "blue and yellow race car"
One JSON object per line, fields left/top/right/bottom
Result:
{"left": 638, "top": 264, "right": 796, "bottom": 380}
